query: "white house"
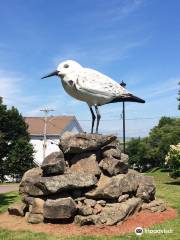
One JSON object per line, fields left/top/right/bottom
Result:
{"left": 25, "top": 116, "right": 83, "bottom": 166}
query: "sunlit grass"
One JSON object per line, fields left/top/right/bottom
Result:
{"left": 0, "top": 191, "right": 20, "bottom": 213}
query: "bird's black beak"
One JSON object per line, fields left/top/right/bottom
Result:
{"left": 41, "top": 70, "right": 59, "bottom": 79}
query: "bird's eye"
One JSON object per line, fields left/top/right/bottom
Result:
{"left": 64, "top": 64, "right": 69, "bottom": 68}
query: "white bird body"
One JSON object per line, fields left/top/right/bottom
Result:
{"left": 60, "top": 66, "right": 128, "bottom": 106}
{"left": 42, "top": 60, "right": 145, "bottom": 133}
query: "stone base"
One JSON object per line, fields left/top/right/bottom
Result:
{"left": 9, "top": 132, "right": 166, "bottom": 226}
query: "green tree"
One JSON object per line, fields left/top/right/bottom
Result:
{"left": 0, "top": 98, "right": 34, "bottom": 182}
{"left": 127, "top": 137, "right": 153, "bottom": 170}
{"left": 5, "top": 139, "right": 34, "bottom": 180}
{"left": 165, "top": 143, "right": 180, "bottom": 178}
{"left": 126, "top": 117, "right": 180, "bottom": 171}
{"left": 0, "top": 99, "right": 9, "bottom": 181}
{"left": 148, "top": 117, "right": 180, "bottom": 166}
{"left": 178, "top": 81, "right": 180, "bottom": 110}
{"left": 126, "top": 138, "right": 141, "bottom": 166}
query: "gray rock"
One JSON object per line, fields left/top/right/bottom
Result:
{"left": 38, "top": 172, "right": 98, "bottom": 194}
{"left": 98, "top": 198, "right": 142, "bottom": 225}
{"left": 136, "top": 175, "right": 156, "bottom": 202}
{"left": 93, "top": 203, "right": 102, "bottom": 214}
{"left": 97, "top": 200, "right": 106, "bottom": 207}
{"left": 84, "top": 199, "right": 97, "bottom": 207}
{"left": 29, "top": 205, "right": 33, "bottom": 212}
{"left": 76, "top": 201, "right": 83, "bottom": 208}
{"left": 27, "top": 213, "right": 44, "bottom": 224}
{"left": 75, "top": 198, "right": 142, "bottom": 226}
{"left": 21, "top": 195, "right": 34, "bottom": 205}
{"left": 31, "top": 198, "right": 45, "bottom": 214}
{"left": 102, "top": 147, "right": 121, "bottom": 159}
{"left": 41, "top": 151, "right": 65, "bottom": 176}
{"left": 85, "top": 170, "right": 155, "bottom": 201}
{"left": 74, "top": 197, "right": 86, "bottom": 202}
{"left": 120, "top": 153, "right": 129, "bottom": 163}
{"left": 118, "top": 194, "right": 129, "bottom": 203}
{"left": 19, "top": 177, "right": 47, "bottom": 197}
{"left": 59, "top": 132, "right": 116, "bottom": 154}
{"left": 19, "top": 168, "right": 44, "bottom": 197}
{"left": 44, "top": 197, "right": 77, "bottom": 219}
{"left": 74, "top": 214, "right": 99, "bottom": 226}
{"left": 8, "top": 203, "right": 27, "bottom": 217}
{"left": 85, "top": 171, "right": 139, "bottom": 200}
{"left": 21, "top": 167, "right": 43, "bottom": 180}
{"left": 25, "top": 211, "right": 30, "bottom": 220}
{"left": 142, "top": 200, "right": 166, "bottom": 212}
{"left": 99, "top": 157, "right": 128, "bottom": 176}
{"left": 69, "top": 152, "right": 101, "bottom": 176}
{"left": 78, "top": 206, "right": 93, "bottom": 216}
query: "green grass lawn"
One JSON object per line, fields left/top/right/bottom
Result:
{"left": 0, "top": 169, "right": 179, "bottom": 240}
{"left": 0, "top": 191, "right": 20, "bottom": 213}
{"left": 0, "top": 183, "right": 19, "bottom": 186}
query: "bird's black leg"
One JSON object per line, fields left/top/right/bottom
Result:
{"left": 89, "top": 106, "right": 96, "bottom": 134}
{"left": 95, "top": 105, "right": 101, "bottom": 134}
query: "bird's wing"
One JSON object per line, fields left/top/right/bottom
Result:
{"left": 76, "top": 68, "right": 128, "bottom": 98}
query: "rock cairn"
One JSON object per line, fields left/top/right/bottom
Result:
{"left": 8, "top": 132, "right": 166, "bottom": 225}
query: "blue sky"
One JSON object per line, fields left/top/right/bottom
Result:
{"left": 0, "top": 0, "right": 179, "bottom": 137}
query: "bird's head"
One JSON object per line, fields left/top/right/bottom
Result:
{"left": 41, "top": 60, "right": 82, "bottom": 79}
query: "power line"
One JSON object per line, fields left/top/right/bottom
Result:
{"left": 78, "top": 116, "right": 179, "bottom": 122}
{"left": 2, "top": 96, "right": 179, "bottom": 122}
{"left": 1, "top": 97, "right": 179, "bottom": 119}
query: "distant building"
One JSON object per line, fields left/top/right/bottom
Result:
{"left": 25, "top": 116, "right": 83, "bottom": 166}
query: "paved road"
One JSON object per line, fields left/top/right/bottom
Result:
{"left": 0, "top": 185, "right": 18, "bottom": 194}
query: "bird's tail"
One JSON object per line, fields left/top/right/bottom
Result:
{"left": 110, "top": 93, "right": 145, "bottom": 103}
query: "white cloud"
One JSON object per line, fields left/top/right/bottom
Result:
{"left": 53, "top": 38, "right": 148, "bottom": 68}
{"left": 136, "top": 77, "right": 180, "bottom": 100}
{"left": 0, "top": 70, "right": 22, "bottom": 102}
{"left": 85, "top": 0, "right": 145, "bottom": 26}
{"left": 108, "top": 0, "right": 145, "bottom": 21}
{"left": 147, "top": 77, "right": 179, "bottom": 98}
{"left": 0, "top": 69, "right": 42, "bottom": 113}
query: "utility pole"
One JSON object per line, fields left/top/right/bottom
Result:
{"left": 40, "top": 108, "right": 55, "bottom": 161}
{"left": 120, "top": 81, "right": 126, "bottom": 153}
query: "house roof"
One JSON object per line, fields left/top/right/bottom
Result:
{"left": 24, "top": 116, "right": 81, "bottom": 136}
